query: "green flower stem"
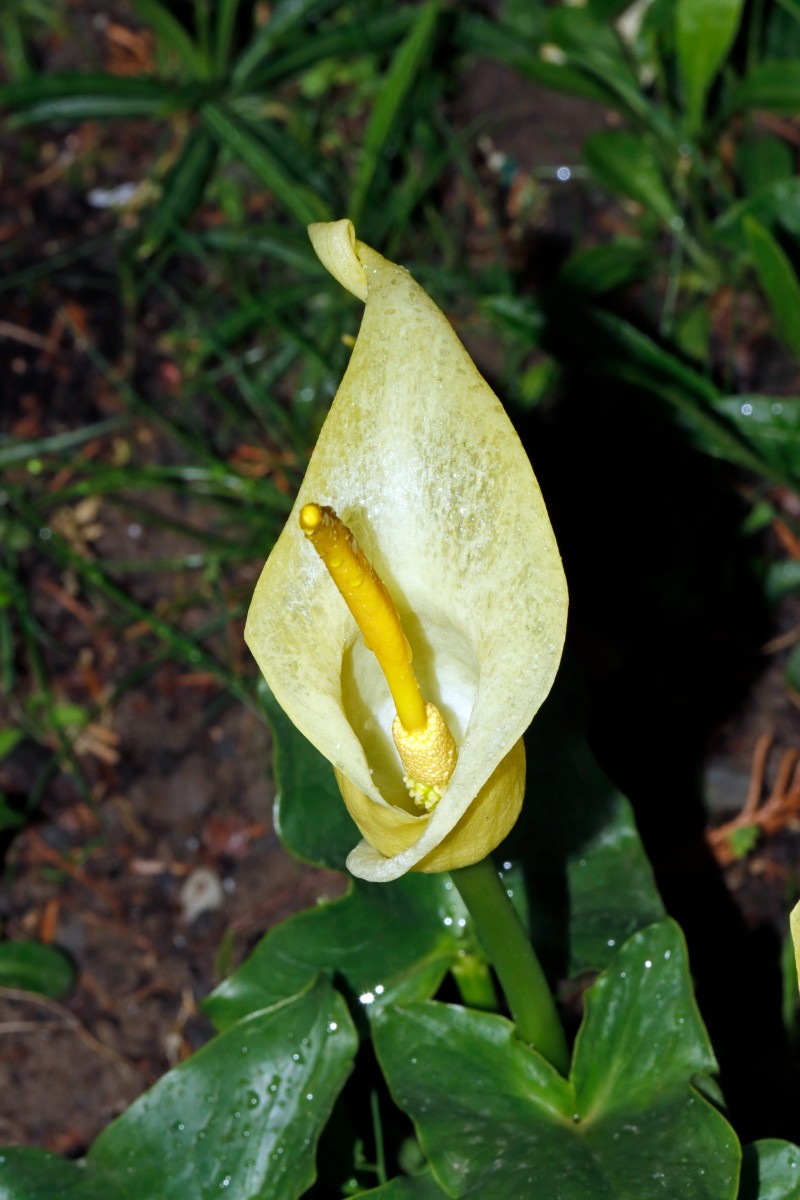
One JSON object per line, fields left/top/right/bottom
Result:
{"left": 450, "top": 952, "right": 499, "bottom": 1012}
{"left": 451, "top": 857, "right": 570, "bottom": 1076}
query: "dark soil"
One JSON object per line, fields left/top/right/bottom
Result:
{"left": 3, "top": 1, "right": 800, "bottom": 1158}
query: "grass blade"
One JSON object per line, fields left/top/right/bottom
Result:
{"left": 744, "top": 215, "right": 800, "bottom": 357}
{"left": 201, "top": 103, "right": 330, "bottom": 226}
{"left": 135, "top": 0, "right": 206, "bottom": 76}
{"left": 349, "top": 0, "right": 440, "bottom": 225}
{"left": 0, "top": 73, "right": 195, "bottom": 123}
{"left": 138, "top": 125, "right": 219, "bottom": 258}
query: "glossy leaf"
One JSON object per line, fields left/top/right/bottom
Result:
{"left": 358, "top": 1174, "right": 450, "bottom": 1198}
{"left": 0, "top": 980, "right": 356, "bottom": 1200}
{"left": 676, "top": 0, "right": 745, "bottom": 129}
{"left": 509, "top": 662, "right": 665, "bottom": 976}
{"left": 744, "top": 216, "right": 800, "bottom": 356}
{"left": 739, "top": 1140, "right": 800, "bottom": 1199}
{"left": 204, "top": 872, "right": 467, "bottom": 1031}
{"left": 583, "top": 131, "right": 677, "bottom": 225}
{"left": 0, "top": 940, "right": 74, "bottom": 997}
{"left": 0, "top": 1149, "right": 109, "bottom": 1200}
{"left": 260, "top": 679, "right": 358, "bottom": 871}
{"left": 375, "top": 921, "right": 740, "bottom": 1199}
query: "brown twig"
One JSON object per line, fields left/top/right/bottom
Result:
{"left": 707, "top": 733, "right": 800, "bottom": 865}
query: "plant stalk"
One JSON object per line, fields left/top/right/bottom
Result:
{"left": 451, "top": 857, "right": 570, "bottom": 1076}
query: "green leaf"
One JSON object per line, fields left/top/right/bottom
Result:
{"left": 357, "top": 1173, "right": 450, "bottom": 1198}
{"left": 737, "top": 135, "right": 794, "bottom": 195}
{"left": 785, "top": 641, "right": 800, "bottom": 691}
{"left": 575, "top": 309, "right": 791, "bottom": 484}
{"left": 558, "top": 240, "right": 650, "bottom": 296}
{"left": 739, "top": 1139, "right": 800, "bottom": 1198}
{"left": 711, "top": 395, "right": 800, "bottom": 483}
{"left": 480, "top": 294, "right": 544, "bottom": 342}
{"left": 744, "top": 216, "right": 800, "bottom": 356}
{"left": 765, "top": 558, "right": 800, "bottom": 602}
{"left": 349, "top": 1, "right": 440, "bottom": 224}
{"left": 676, "top": 0, "right": 745, "bottom": 130}
{"left": 213, "top": 0, "right": 243, "bottom": 79}
{"left": 135, "top": 0, "right": 206, "bottom": 75}
{"left": 231, "top": 0, "right": 342, "bottom": 85}
{"left": 0, "top": 728, "right": 23, "bottom": 760}
{"left": 0, "top": 73, "right": 195, "bottom": 124}
{"left": 0, "top": 980, "right": 356, "bottom": 1200}
{"left": 583, "top": 130, "right": 677, "bottom": 225}
{"left": 375, "top": 921, "right": 740, "bottom": 1199}
{"left": 729, "top": 60, "right": 800, "bottom": 113}
{"left": 0, "top": 796, "right": 25, "bottom": 832}
{"left": 0, "top": 1149, "right": 97, "bottom": 1200}
{"left": 510, "top": 661, "right": 665, "bottom": 976}
{"left": 544, "top": 6, "right": 675, "bottom": 137}
{"left": 456, "top": 13, "right": 619, "bottom": 107}
{"left": 204, "top": 872, "right": 465, "bottom": 1031}
{"left": 201, "top": 103, "right": 330, "bottom": 226}
{"left": 201, "top": 222, "right": 319, "bottom": 271}
{"left": 138, "top": 126, "right": 219, "bottom": 259}
{"left": 0, "top": 940, "right": 74, "bottom": 997}
{"left": 258, "top": 679, "right": 358, "bottom": 871}
{"left": 714, "top": 178, "right": 800, "bottom": 246}
{"left": 724, "top": 824, "right": 760, "bottom": 859}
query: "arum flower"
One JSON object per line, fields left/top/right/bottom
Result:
{"left": 245, "top": 219, "right": 567, "bottom": 883}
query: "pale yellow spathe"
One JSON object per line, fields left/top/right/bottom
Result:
{"left": 245, "top": 219, "right": 568, "bottom": 882}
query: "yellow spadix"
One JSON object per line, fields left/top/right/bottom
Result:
{"left": 299, "top": 501, "right": 458, "bottom": 810}
{"left": 245, "top": 219, "right": 568, "bottom": 882}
